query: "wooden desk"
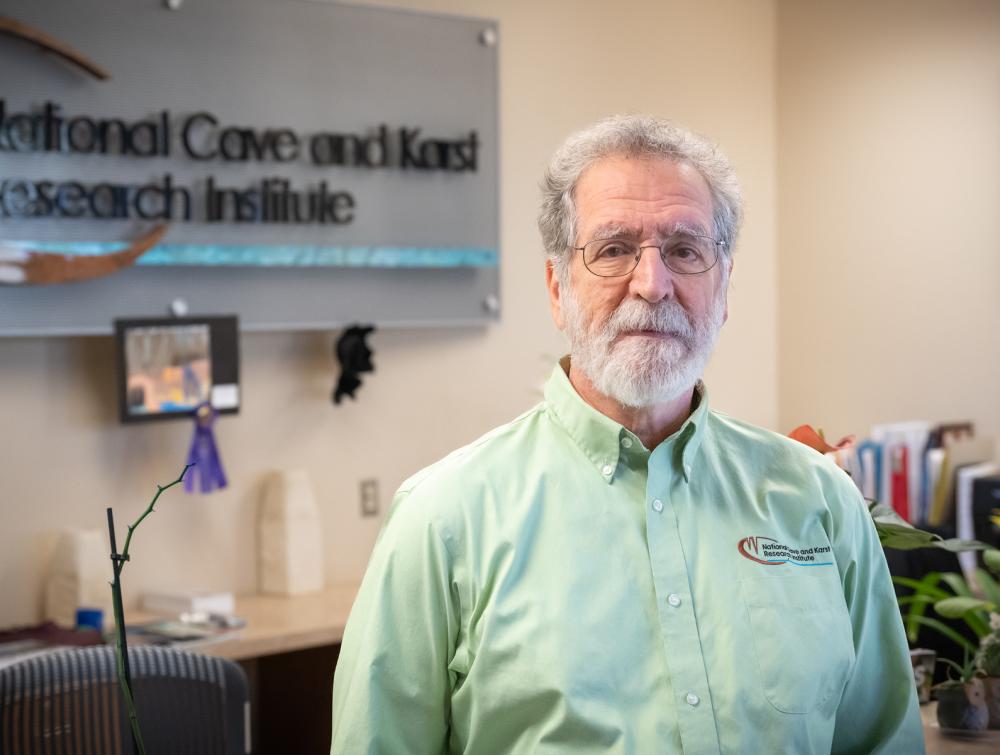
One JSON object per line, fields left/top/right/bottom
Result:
{"left": 165, "top": 584, "right": 360, "bottom": 662}
{"left": 921, "top": 702, "right": 1000, "bottom": 754}
{"left": 136, "top": 584, "right": 360, "bottom": 755}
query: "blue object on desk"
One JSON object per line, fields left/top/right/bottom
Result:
{"left": 75, "top": 608, "right": 104, "bottom": 632}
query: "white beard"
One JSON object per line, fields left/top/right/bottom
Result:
{"left": 560, "top": 278, "right": 726, "bottom": 408}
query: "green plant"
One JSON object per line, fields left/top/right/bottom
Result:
{"left": 894, "top": 548, "right": 1000, "bottom": 659}
{"left": 107, "top": 464, "right": 191, "bottom": 755}
{"left": 977, "top": 631, "right": 1000, "bottom": 677}
{"left": 868, "top": 501, "right": 990, "bottom": 553}
{"left": 936, "top": 647, "right": 980, "bottom": 688}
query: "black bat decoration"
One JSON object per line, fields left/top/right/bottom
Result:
{"left": 333, "top": 324, "right": 375, "bottom": 404}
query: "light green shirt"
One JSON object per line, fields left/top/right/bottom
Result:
{"left": 331, "top": 362, "right": 924, "bottom": 754}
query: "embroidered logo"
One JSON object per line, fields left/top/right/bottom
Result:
{"left": 737, "top": 536, "right": 833, "bottom": 567}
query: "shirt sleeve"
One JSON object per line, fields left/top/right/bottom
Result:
{"left": 331, "top": 489, "right": 460, "bottom": 754}
{"left": 829, "top": 478, "right": 925, "bottom": 754}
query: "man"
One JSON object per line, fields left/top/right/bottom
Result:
{"left": 331, "top": 116, "right": 924, "bottom": 753}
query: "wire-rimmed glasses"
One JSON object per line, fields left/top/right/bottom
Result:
{"left": 573, "top": 234, "right": 725, "bottom": 277}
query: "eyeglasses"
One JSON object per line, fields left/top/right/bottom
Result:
{"left": 573, "top": 233, "right": 725, "bottom": 277}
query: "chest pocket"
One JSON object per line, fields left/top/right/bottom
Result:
{"left": 740, "top": 571, "right": 855, "bottom": 715}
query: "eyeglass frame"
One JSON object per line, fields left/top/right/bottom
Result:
{"left": 570, "top": 233, "right": 727, "bottom": 278}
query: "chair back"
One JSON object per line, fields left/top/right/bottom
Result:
{"left": 0, "top": 644, "right": 250, "bottom": 754}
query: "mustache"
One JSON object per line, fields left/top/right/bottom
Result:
{"left": 601, "top": 299, "right": 695, "bottom": 342}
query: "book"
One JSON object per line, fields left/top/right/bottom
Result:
{"left": 956, "top": 462, "right": 999, "bottom": 578}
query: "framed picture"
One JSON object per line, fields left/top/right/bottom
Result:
{"left": 114, "top": 316, "right": 240, "bottom": 423}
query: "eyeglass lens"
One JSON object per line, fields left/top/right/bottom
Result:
{"left": 582, "top": 235, "right": 717, "bottom": 277}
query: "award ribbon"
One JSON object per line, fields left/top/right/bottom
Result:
{"left": 184, "top": 402, "right": 228, "bottom": 494}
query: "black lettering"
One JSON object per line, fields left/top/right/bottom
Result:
{"left": 6, "top": 114, "right": 36, "bottom": 151}
{"left": 128, "top": 119, "right": 159, "bottom": 157}
{"left": 164, "top": 174, "right": 191, "bottom": 221}
{"left": 67, "top": 117, "right": 98, "bottom": 153}
{"left": 33, "top": 181, "right": 54, "bottom": 217}
{"left": 96, "top": 119, "right": 127, "bottom": 155}
{"left": 453, "top": 130, "right": 479, "bottom": 171}
{"left": 322, "top": 188, "right": 354, "bottom": 224}
{"left": 272, "top": 129, "right": 299, "bottom": 162}
{"left": 182, "top": 112, "right": 219, "bottom": 160}
{"left": 399, "top": 127, "right": 425, "bottom": 169}
{"left": 43, "top": 101, "right": 62, "bottom": 152}
{"left": 219, "top": 127, "right": 248, "bottom": 161}
{"left": 0, "top": 180, "right": 33, "bottom": 216}
{"left": 88, "top": 183, "right": 117, "bottom": 218}
{"left": 56, "top": 182, "right": 86, "bottom": 217}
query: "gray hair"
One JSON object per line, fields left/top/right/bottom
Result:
{"left": 538, "top": 115, "right": 743, "bottom": 279}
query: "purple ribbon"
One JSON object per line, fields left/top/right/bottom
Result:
{"left": 184, "top": 402, "right": 228, "bottom": 494}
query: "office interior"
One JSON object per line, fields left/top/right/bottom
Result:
{"left": 2, "top": 0, "right": 999, "bottom": 752}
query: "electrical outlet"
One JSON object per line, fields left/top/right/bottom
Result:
{"left": 360, "top": 478, "right": 379, "bottom": 517}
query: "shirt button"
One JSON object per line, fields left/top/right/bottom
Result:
{"left": 652, "top": 499, "right": 664, "bottom": 512}
{"left": 621, "top": 436, "right": 633, "bottom": 448}
{"left": 601, "top": 464, "right": 614, "bottom": 476}
{"left": 686, "top": 692, "right": 700, "bottom": 707}
{"left": 667, "top": 593, "right": 681, "bottom": 607}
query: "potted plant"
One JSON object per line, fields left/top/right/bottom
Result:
{"left": 935, "top": 650, "right": 989, "bottom": 732}
{"left": 895, "top": 549, "right": 1000, "bottom": 730}
{"left": 978, "top": 624, "right": 1000, "bottom": 728}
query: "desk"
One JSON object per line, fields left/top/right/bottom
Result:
{"left": 136, "top": 584, "right": 359, "bottom": 755}
{"left": 921, "top": 702, "right": 1000, "bottom": 754}
{"left": 160, "top": 584, "right": 360, "bottom": 662}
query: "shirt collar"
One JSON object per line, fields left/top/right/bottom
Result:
{"left": 543, "top": 357, "right": 710, "bottom": 484}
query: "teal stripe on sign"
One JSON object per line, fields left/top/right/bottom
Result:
{"left": 13, "top": 241, "right": 498, "bottom": 268}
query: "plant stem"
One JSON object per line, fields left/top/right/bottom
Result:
{"left": 108, "top": 464, "right": 192, "bottom": 755}
{"left": 121, "top": 464, "right": 192, "bottom": 561}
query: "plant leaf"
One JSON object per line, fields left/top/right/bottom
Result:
{"left": 940, "top": 573, "right": 973, "bottom": 598}
{"left": 896, "top": 595, "right": 936, "bottom": 607}
{"left": 975, "top": 568, "right": 1000, "bottom": 608}
{"left": 894, "top": 573, "right": 946, "bottom": 643}
{"left": 935, "top": 596, "right": 995, "bottom": 618}
{"left": 984, "top": 549, "right": 1000, "bottom": 574}
{"left": 931, "top": 539, "right": 991, "bottom": 553}
{"left": 908, "top": 614, "right": 979, "bottom": 655}
{"left": 892, "top": 574, "right": 950, "bottom": 601}
{"left": 868, "top": 501, "right": 989, "bottom": 552}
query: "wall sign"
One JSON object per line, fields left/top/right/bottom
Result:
{"left": 0, "top": 0, "right": 499, "bottom": 334}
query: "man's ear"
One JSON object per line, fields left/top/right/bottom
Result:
{"left": 722, "top": 256, "right": 733, "bottom": 324}
{"left": 545, "top": 258, "right": 565, "bottom": 330}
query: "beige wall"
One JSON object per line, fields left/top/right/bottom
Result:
{"left": 777, "top": 0, "right": 1000, "bottom": 441}
{"left": 0, "top": 0, "right": 779, "bottom": 625}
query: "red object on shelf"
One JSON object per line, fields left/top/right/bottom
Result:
{"left": 891, "top": 446, "right": 910, "bottom": 522}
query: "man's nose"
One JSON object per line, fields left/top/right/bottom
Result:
{"left": 629, "top": 246, "right": 674, "bottom": 303}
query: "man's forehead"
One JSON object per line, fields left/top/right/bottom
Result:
{"left": 588, "top": 220, "right": 711, "bottom": 240}
{"left": 574, "top": 155, "right": 714, "bottom": 238}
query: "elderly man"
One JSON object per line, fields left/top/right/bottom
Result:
{"left": 331, "top": 116, "right": 923, "bottom": 753}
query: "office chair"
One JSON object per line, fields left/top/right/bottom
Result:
{"left": 0, "top": 644, "right": 250, "bottom": 754}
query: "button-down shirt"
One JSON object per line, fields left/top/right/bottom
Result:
{"left": 331, "top": 361, "right": 924, "bottom": 754}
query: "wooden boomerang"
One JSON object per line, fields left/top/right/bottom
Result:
{"left": 0, "top": 225, "right": 167, "bottom": 286}
{"left": 0, "top": 15, "right": 110, "bottom": 81}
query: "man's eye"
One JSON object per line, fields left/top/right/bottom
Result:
{"left": 669, "top": 245, "right": 703, "bottom": 262}
{"left": 597, "top": 242, "right": 632, "bottom": 258}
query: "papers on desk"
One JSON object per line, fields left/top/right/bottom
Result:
{"left": 142, "top": 589, "right": 235, "bottom": 617}
{"left": 128, "top": 613, "right": 246, "bottom": 648}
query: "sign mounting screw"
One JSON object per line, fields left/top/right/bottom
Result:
{"left": 479, "top": 28, "right": 497, "bottom": 47}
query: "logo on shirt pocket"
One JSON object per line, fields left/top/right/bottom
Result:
{"left": 740, "top": 572, "right": 855, "bottom": 715}
{"left": 737, "top": 535, "right": 833, "bottom": 567}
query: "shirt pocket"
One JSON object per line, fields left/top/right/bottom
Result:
{"left": 739, "top": 571, "right": 855, "bottom": 715}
